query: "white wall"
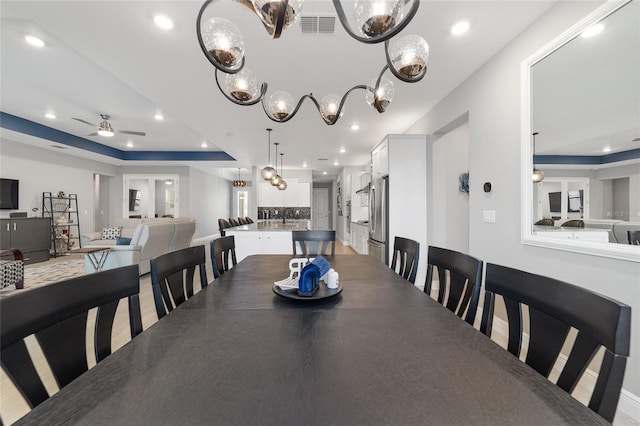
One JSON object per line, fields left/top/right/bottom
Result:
{"left": 405, "top": 0, "right": 640, "bottom": 398}
{"left": 0, "top": 140, "right": 117, "bottom": 235}
{"left": 431, "top": 121, "right": 469, "bottom": 253}
{"left": 189, "top": 167, "right": 231, "bottom": 239}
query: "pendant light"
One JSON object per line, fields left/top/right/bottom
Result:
{"left": 261, "top": 128, "right": 276, "bottom": 180}
{"left": 270, "top": 142, "right": 282, "bottom": 186}
{"left": 233, "top": 168, "right": 246, "bottom": 187}
{"left": 532, "top": 132, "right": 545, "bottom": 183}
{"left": 277, "top": 153, "right": 287, "bottom": 190}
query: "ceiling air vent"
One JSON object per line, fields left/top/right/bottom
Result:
{"left": 300, "top": 15, "right": 336, "bottom": 34}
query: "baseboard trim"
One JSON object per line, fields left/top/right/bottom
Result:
{"left": 481, "top": 309, "right": 639, "bottom": 424}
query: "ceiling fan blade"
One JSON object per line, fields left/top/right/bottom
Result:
{"left": 72, "top": 117, "right": 97, "bottom": 126}
{"left": 117, "top": 130, "right": 146, "bottom": 136}
{"left": 86, "top": 132, "right": 99, "bottom": 136}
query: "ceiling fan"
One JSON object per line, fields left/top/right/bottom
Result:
{"left": 72, "top": 114, "right": 146, "bottom": 137}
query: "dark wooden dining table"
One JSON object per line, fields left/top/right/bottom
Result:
{"left": 15, "top": 255, "right": 607, "bottom": 425}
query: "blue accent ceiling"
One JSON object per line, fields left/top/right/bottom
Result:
{"left": 535, "top": 148, "right": 640, "bottom": 165}
{"left": 0, "top": 112, "right": 235, "bottom": 161}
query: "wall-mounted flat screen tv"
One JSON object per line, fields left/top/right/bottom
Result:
{"left": 0, "top": 178, "right": 19, "bottom": 210}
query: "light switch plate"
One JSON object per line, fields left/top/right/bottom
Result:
{"left": 483, "top": 210, "right": 496, "bottom": 223}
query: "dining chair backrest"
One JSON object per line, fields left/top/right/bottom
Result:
{"left": 244, "top": 217, "right": 254, "bottom": 224}
{"left": 218, "top": 218, "right": 232, "bottom": 236}
{"left": 0, "top": 265, "right": 142, "bottom": 410}
{"left": 292, "top": 230, "right": 336, "bottom": 256}
{"left": 479, "top": 263, "right": 631, "bottom": 423}
{"left": 534, "top": 218, "right": 555, "bottom": 226}
{"left": 628, "top": 230, "right": 640, "bottom": 245}
{"left": 210, "top": 236, "right": 237, "bottom": 279}
{"left": 238, "top": 217, "right": 248, "bottom": 225}
{"left": 424, "top": 246, "right": 483, "bottom": 325}
{"left": 561, "top": 219, "right": 584, "bottom": 228}
{"left": 228, "top": 218, "right": 240, "bottom": 227}
{"left": 390, "top": 236, "right": 420, "bottom": 284}
{"left": 150, "top": 245, "right": 208, "bottom": 319}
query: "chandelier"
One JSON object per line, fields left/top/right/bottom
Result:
{"left": 532, "top": 132, "right": 545, "bottom": 183}
{"left": 196, "top": 0, "right": 429, "bottom": 125}
{"left": 233, "top": 168, "right": 246, "bottom": 187}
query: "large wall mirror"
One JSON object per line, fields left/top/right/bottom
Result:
{"left": 522, "top": 0, "right": 640, "bottom": 262}
{"left": 123, "top": 174, "right": 179, "bottom": 219}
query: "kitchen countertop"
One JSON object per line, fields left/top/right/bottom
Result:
{"left": 227, "top": 220, "right": 310, "bottom": 232}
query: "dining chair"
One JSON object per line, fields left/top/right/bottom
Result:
{"left": 627, "top": 230, "right": 640, "bottom": 245}
{"left": 424, "top": 246, "right": 483, "bottom": 325}
{"left": 390, "top": 236, "right": 420, "bottom": 284}
{"left": 479, "top": 263, "right": 631, "bottom": 422}
{"left": 150, "top": 245, "right": 208, "bottom": 319}
{"left": 210, "top": 236, "right": 237, "bottom": 279}
{"left": 238, "top": 217, "right": 248, "bottom": 225}
{"left": 292, "top": 230, "right": 336, "bottom": 256}
{"left": 228, "top": 218, "right": 240, "bottom": 227}
{"left": 534, "top": 218, "right": 554, "bottom": 226}
{"left": 244, "top": 217, "right": 254, "bottom": 224}
{"left": 218, "top": 218, "right": 232, "bottom": 236}
{"left": 0, "top": 265, "right": 142, "bottom": 411}
{"left": 561, "top": 219, "right": 585, "bottom": 228}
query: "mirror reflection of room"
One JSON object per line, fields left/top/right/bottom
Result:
{"left": 530, "top": 0, "right": 640, "bottom": 246}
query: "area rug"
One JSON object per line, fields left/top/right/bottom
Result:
{"left": 0, "top": 258, "right": 87, "bottom": 297}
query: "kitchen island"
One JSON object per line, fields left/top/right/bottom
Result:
{"left": 226, "top": 220, "right": 310, "bottom": 261}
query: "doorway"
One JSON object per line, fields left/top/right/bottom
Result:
{"left": 431, "top": 120, "right": 470, "bottom": 253}
{"left": 312, "top": 188, "right": 330, "bottom": 230}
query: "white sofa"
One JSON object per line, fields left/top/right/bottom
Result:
{"left": 81, "top": 218, "right": 197, "bottom": 275}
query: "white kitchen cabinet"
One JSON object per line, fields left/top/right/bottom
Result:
{"left": 346, "top": 173, "right": 352, "bottom": 201}
{"left": 227, "top": 230, "right": 293, "bottom": 262}
{"left": 350, "top": 222, "right": 369, "bottom": 255}
{"left": 297, "top": 182, "right": 311, "bottom": 207}
{"left": 372, "top": 139, "right": 389, "bottom": 178}
{"left": 283, "top": 179, "right": 298, "bottom": 206}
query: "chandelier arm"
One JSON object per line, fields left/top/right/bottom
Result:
{"left": 383, "top": 39, "right": 428, "bottom": 83}
{"left": 370, "top": 65, "right": 391, "bottom": 113}
{"left": 331, "top": 0, "right": 420, "bottom": 45}
{"left": 214, "top": 69, "right": 267, "bottom": 106}
{"left": 197, "top": 0, "right": 246, "bottom": 74}
{"left": 273, "top": 0, "right": 289, "bottom": 39}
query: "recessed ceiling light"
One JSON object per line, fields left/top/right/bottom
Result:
{"left": 126, "top": 141, "right": 134, "bottom": 148}
{"left": 25, "top": 35, "right": 45, "bottom": 47}
{"left": 339, "top": 147, "right": 346, "bottom": 153}
{"left": 323, "top": 171, "right": 327, "bottom": 175}
{"left": 45, "top": 112, "right": 56, "bottom": 119}
{"left": 201, "top": 142, "right": 208, "bottom": 148}
{"left": 154, "top": 14, "right": 174, "bottom": 30}
{"left": 451, "top": 21, "right": 470, "bottom": 36}
{"left": 154, "top": 113, "right": 164, "bottom": 121}
{"left": 334, "top": 161, "right": 339, "bottom": 166}
{"left": 581, "top": 23, "right": 604, "bottom": 38}
{"left": 165, "top": 180, "right": 173, "bottom": 185}
{"left": 350, "top": 124, "right": 359, "bottom": 131}
{"left": 302, "top": 162, "right": 308, "bottom": 168}
{"left": 602, "top": 146, "right": 611, "bottom": 153}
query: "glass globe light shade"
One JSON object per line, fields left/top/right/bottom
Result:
{"left": 320, "top": 94, "right": 344, "bottom": 122}
{"left": 389, "top": 35, "right": 429, "bottom": 79}
{"left": 225, "top": 68, "right": 259, "bottom": 102}
{"left": 354, "top": 0, "right": 405, "bottom": 38}
{"left": 366, "top": 76, "right": 394, "bottom": 112}
{"left": 201, "top": 17, "right": 245, "bottom": 68}
{"left": 267, "top": 91, "right": 295, "bottom": 121}
{"left": 532, "top": 168, "right": 545, "bottom": 183}
{"left": 270, "top": 174, "right": 282, "bottom": 187}
{"left": 278, "top": 180, "right": 288, "bottom": 190}
{"left": 252, "top": 0, "right": 303, "bottom": 31}
{"left": 261, "top": 165, "right": 276, "bottom": 181}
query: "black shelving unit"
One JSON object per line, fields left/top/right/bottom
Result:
{"left": 42, "top": 192, "right": 81, "bottom": 257}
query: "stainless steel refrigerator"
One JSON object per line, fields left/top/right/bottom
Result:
{"left": 368, "top": 176, "right": 388, "bottom": 265}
